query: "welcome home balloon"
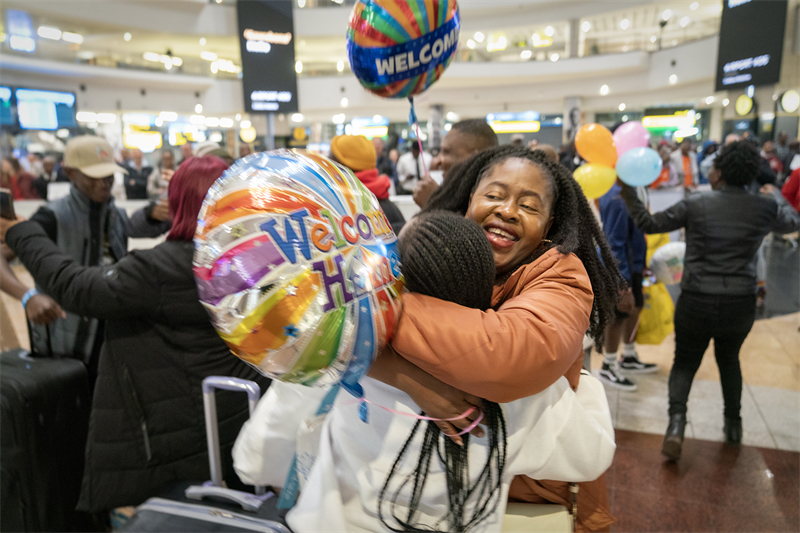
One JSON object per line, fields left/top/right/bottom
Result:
{"left": 347, "top": 0, "right": 460, "bottom": 98}
{"left": 194, "top": 151, "right": 404, "bottom": 392}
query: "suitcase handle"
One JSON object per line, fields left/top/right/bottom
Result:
{"left": 193, "top": 376, "right": 269, "bottom": 507}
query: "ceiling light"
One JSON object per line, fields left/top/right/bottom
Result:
{"left": 705, "top": 96, "right": 714, "bottom": 105}
{"left": 171, "top": 57, "right": 182, "bottom": 66}
{"left": 337, "top": 60, "right": 344, "bottom": 72}
{"left": 200, "top": 51, "right": 218, "bottom": 61}
{"left": 486, "top": 35, "right": 506, "bottom": 52}
{"left": 466, "top": 39, "right": 475, "bottom": 49}
{"left": 163, "top": 57, "right": 172, "bottom": 70}
{"left": 669, "top": 74, "right": 678, "bottom": 84}
{"left": 446, "top": 111, "right": 460, "bottom": 122}
{"left": 372, "top": 115, "right": 383, "bottom": 122}
{"left": 690, "top": 2, "right": 699, "bottom": 10}
{"left": 341, "top": 97, "right": 348, "bottom": 107}
{"left": 662, "top": 9, "right": 672, "bottom": 20}
{"left": 240, "top": 119, "right": 252, "bottom": 128}
{"left": 155, "top": 117, "right": 163, "bottom": 127}
{"left": 205, "top": 117, "right": 220, "bottom": 127}
{"left": 620, "top": 19, "right": 630, "bottom": 30}
{"left": 473, "top": 31, "right": 485, "bottom": 43}
{"left": 56, "top": 129, "right": 69, "bottom": 138}
{"left": 215, "top": 0, "right": 222, "bottom": 4}
{"left": 199, "top": 37, "right": 207, "bottom": 46}
{"left": 723, "top": 98, "right": 730, "bottom": 106}
{"left": 298, "top": 0, "right": 306, "bottom": 6}
{"left": 291, "top": 113, "right": 304, "bottom": 123}
{"left": 235, "top": 113, "right": 242, "bottom": 121}
{"left": 210, "top": 62, "right": 219, "bottom": 73}
{"left": 9, "top": 36, "right": 35, "bottom": 53}
{"left": 581, "top": 21, "right": 591, "bottom": 32}
{"left": 195, "top": 103, "right": 203, "bottom": 113}
{"left": 550, "top": 53, "right": 559, "bottom": 62}
{"left": 619, "top": 103, "right": 626, "bottom": 111}
{"left": 190, "top": 115, "right": 205, "bottom": 125}
{"left": 76, "top": 111, "right": 97, "bottom": 122}
{"left": 220, "top": 118, "right": 234, "bottom": 128}
{"left": 159, "top": 112, "right": 178, "bottom": 122}
{"left": 622, "top": 115, "right": 629, "bottom": 122}
{"left": 295, "top": 61, "right": 303, "bottom": 73}
{"left": 520, "top": 50, "right": 532, "bottom": 59}
{"left": 332, "top": 114, "right": 345, "bottom": 124}
{"left": 680, "top": 17, "right": 690, "bottom": 27}
{"left": 37, "top": 26, "right": 62, "bottom": 40}
{"left": 124, "top": 32, "right": 132, "bottom": 41}
{"left": 61, "top": 32, "right": 83, "bottom": 44}
{"left": 544, "top": 26, "right": 554, "bottom": 37}
{"left": 143, "top": 52, "right": 160, "bottom": 62}
{"left": 600, "top": 84, "right": 609, "bottom": 95}
{"left": 650, "top": 35, "right": 657, "bottom": 43}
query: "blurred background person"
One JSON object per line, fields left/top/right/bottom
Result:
{"left": 2, "top": 156, "right": 41, "bottom": 199}
{"left": 329, "top": 134, "right": 405, "bottom": 234}
{"left": 179, "top": 142, "right": 194, "bottom": 165}
{"left": 372, "top": 136, "right": 397, "bottom": 189}
{"left": 4, "top": 155, "right": 271, "bottom": 519}
{"left": 510, "top": 133, "right": 525, "bottom": 148}
{"left": 651, "top": 144, "right": 679, "bottom": 188}
{"left": 239, "top": 143, "right": 253, "bottom": 159}
{"left": 697, "top": 140, "right": 718, "bottom": 184}
{"left": 620, "top": 141, "right": 799, "bottom": 461}
{"left": 671, "top": 139, "right": 698, "bottom": 192}
{"left": 147, "top": 149, "right": 175, "bottom": 199}
{"left": 396, "top": 141, "right": 431, "bottom": 195}
{"left": 123, "top": 149, "right": 152, "bottom": 200}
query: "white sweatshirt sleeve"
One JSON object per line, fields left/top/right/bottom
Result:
{"left": 232, "top": 381, "right": 329, "bottom": 487}
{"left": 504, "top": 372, "right": 616, "bottom": 483}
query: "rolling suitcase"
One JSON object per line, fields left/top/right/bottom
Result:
{"left": 0, "top": 348, "right": 91, "bottom": 532}
{"left": 120, "top": 376, "right": 291, "bottom": 532}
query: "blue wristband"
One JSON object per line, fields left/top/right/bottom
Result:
{"left": 21, "top": 288, "right": 38, "bottom": 309}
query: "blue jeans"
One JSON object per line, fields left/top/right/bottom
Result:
{"left": 669, "top": 291, "right": 756, "bottom": 420}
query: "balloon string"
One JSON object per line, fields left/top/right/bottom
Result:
{"left": 408, "top": 97, "right": 431, "bottom": 181}
{"left": 344, "top": 396, "right": 482, "bottom": 436}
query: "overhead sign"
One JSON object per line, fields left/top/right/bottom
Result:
{"left": 237, "top": 0, "right": 299, "bottom": 114}
{"left": 642, "top": 111, "right": 697, "bottom": 132}
{"left": 715, "top": 0, "right": 787, "bottom": 91}
{"left": 486, "top": 111, "right": 542, "bottom": 133}
{"left": 351, "top": 116, "right": 390, "bottom": 138}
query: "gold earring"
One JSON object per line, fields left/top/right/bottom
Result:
{"left": 541, "top": 238, "right": 552, "bottom": 244}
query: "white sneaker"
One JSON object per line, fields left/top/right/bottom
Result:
{"left": 598, "top": 363, "right": 637, "bottom": 391}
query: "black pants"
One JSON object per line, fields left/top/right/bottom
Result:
{"left": 669, "top": 291, "right": 756, "bottom": 420}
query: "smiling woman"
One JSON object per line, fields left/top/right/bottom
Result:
{"left": 366, "top": 145, "right": 625, "bottom": 531}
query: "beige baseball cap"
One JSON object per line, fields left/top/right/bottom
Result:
{"left": 64, "top": 135, "right": 127, "bottom": 178}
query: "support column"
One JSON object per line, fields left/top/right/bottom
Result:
{"left": 709, "top": 105, "right": 723, "bottom": 142}
{"left": 566, "top": 19, "right": 581, "bottom": 59}
{"left": 428, "top": 104, "right": 444, "bottom": 150}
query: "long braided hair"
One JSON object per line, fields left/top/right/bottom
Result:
{"left": 424, "top": 145, "right": 625, "bottom": 349}
{"left": 379, "top": 211, "right": 507, "bottom": 532}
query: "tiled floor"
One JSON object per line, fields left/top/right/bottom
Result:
{"left": 607, "top": 430, "right": 799, "bottom": 533}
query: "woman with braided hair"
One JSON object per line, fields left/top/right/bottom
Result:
{"left": 363, "top": 146, "right": 625, "bottom": 531}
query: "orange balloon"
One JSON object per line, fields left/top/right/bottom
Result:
{"left": 575, "top": 124, "right": 617, "bottom": 167}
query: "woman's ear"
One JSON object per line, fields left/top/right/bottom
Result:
{"left": 544, "top": 216, "right": 554, "bottom": 239}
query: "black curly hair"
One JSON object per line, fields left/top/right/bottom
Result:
{"left": 422, "top": 145, "right": 625, "bottom": 348}
{"left": 398, "top": 211, "right": 496, "bottom": 310}
{"left": 713, "top": 140, "right": 760, "bottom": 187}
{"left": 381, "top": 211, "right": 507, "bottom": 532}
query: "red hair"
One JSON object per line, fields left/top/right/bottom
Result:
{"left": 167, "top": 156, "right": 229, "bottom": 241}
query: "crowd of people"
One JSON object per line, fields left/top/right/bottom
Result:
{"left": 0, "top": 122, "right": 798, "bottom": 532}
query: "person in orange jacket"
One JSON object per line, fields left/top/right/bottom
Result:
{"left": 367, "top": 146, "right": 626, "bottom": 531}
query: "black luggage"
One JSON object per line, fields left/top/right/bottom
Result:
{"left": 0, "top": 348, "right": 91, "bottom": 532}
{"left": 120, "top": 376, "right": 290, "bottom": 533}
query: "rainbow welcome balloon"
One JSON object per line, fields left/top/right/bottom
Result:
{"left": 194, "top": 151, "right": 403, "bottom": 393}
{"left": 347, "top": 0, "right": 460, "bottom": 98}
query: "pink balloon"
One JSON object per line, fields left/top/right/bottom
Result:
{"left": 613, "top": 122, "right": 651, "bottom": 158}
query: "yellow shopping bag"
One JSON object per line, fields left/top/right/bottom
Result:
{"left": 635, "top": 282, "right": 674, "bottom": 345}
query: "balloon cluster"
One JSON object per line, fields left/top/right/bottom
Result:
{"left": 572, "top": 122, "right": 662, "bottom": 199}
{"left": 194, "top": 150, "right": 404, "bottom": 394}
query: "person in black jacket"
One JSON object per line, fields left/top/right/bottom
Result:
{"left": 620, "top": 141, "right": 799, "bottom": 461}
{"left": 5, "top": 156, "right": 270, "bottom": 516}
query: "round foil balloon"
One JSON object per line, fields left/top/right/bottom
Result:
{"left": 194, "top": 150, "right": 404, "bottom": 392}
{"left": 347, "top": 0, "right": 460, "bottom": 98}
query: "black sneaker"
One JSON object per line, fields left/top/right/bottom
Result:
{"left": 598, "top": 363, "right": 637, "bottom": 391}
{"left": 619, "top": 354, "right": 658, "bottom": 374}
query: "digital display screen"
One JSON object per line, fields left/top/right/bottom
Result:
{"left": 0, "top": 87, "right": 14, "bottom": 126}
{"left": 715, "top": 0, "right": 788, "bottom": 91}
{"left": 15, "top": 88, "right": 77, "bottom": 130}
{"left": 237, "top": 0, "right": 299, "bottom": 114}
